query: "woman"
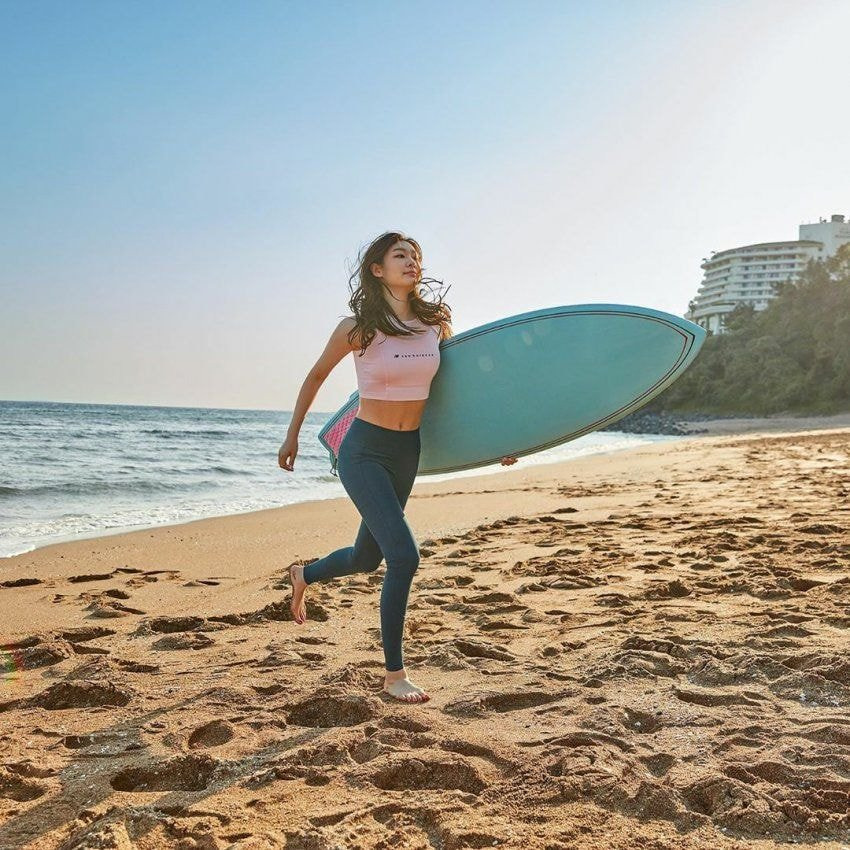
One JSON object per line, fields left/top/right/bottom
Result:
{"left": 278, "top": 231, "right": 518, "bottom": 704}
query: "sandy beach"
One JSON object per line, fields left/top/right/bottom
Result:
{"left": 1, "top": 418, "right": 848, "bottom": 849}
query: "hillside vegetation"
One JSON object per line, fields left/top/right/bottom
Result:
{"left": 648, "top": 243, "right": 850, "bottom": 416}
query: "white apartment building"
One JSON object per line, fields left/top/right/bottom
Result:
{"left": 685, "top": 213, "right": 850, "bottom": 334}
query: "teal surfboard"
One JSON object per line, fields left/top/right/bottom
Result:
{"left": 318, "top": 304, "right": 706, "bottom": 476}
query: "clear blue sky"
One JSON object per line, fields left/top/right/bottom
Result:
{"left": 3, "top": 0, "right": 848, "bottom": 411}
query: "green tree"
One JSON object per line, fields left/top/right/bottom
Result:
{"left": 647, "top": 245, "right": 850, "bottom": 415}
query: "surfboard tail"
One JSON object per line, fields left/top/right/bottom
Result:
{"left": 318, "top": 397, "right": 359, "bottom": 477}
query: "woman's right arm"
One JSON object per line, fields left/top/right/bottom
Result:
{"left": 278, "top": 318, "right": 358, "bottom": 471}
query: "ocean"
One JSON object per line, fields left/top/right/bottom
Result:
{"left": 0, "top": 400, "right": 683, "bottom": 560}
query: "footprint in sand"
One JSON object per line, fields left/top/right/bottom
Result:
{"left": 188, "top": 719, "right": 235, "bottom": 749}
{"left": 68, "top": 571, "right": 116, "bottom": 583}
{"left": 84, "top": 600, "right": 146, "bottom": 618}
{"left": 0, "top": 768, "right": 48, "bottom": 802}
{"left": 2, "top": 680, "right": 131, "bottom": 713}
{"left": 123, "top": 568, "right": 182, "bottom": 588}
{"left": 1, "top": 633, "right": 77, "bottom": 666}
{"left": 0, "top": 577, "right": 42, "bottom": 588}
{"left": 110, "top": 754, "right": 218, "bottom": 792}
{"left": 358, "top": 751, "right": 489, "bottom": 795}
{"left": 443, "top": 688, "right": 569, "bottom": 717}
{"left": 284, "top": 691, "right": 383, "bottom": 727}
{"left": 151, "top": 632, "right": 215, "bottom": 651}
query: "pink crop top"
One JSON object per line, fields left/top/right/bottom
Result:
{"left": 353, "top": 318, "right": 441, "bottom": 400}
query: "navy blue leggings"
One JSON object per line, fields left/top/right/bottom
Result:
{"left": 302, "top": 416, "right": 421, "bottom": 672}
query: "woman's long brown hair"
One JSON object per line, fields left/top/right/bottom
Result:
{"left": 344, "top": 231, "right": 453, "bottom": 356}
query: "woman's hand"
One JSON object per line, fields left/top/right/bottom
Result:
{"left": 500, "top": 455, "right": 518, "bottom": 466}
{"left": 278, "top": 435, "right": 298, "bottom": 471}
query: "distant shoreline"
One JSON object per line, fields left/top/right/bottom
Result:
{"left": 602, "top": 409, "right": 850, "bottom": 436}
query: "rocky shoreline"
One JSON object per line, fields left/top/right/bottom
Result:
{"left": 601, "top": 409, "right": 850, "bottom": 436}
{"left": 600, "top": 410, "right": 738, "bottom": 435}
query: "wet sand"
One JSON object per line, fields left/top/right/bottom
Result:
{"left": 0, "top": 421, "right": 848, "bottom": 849}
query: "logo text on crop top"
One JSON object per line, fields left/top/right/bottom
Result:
{"left": 394, "top": 353, "right": 438, "bottom": 358}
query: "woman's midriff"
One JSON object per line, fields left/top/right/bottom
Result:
{"left": 356, "top": 397, "right": 426, "bottom": 431}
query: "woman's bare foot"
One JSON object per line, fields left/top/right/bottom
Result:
{"left": 289, "top": 563, "right": 307, "bottom": 625}
{"left": 383, "top": 668, "right": 430, "bottom": 703}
